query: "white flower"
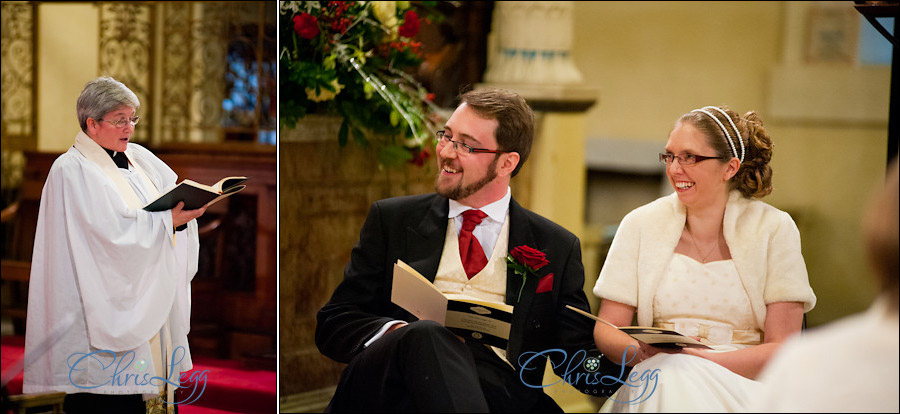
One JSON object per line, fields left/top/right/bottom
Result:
{"left": 371, "top": 1, "right": 398, "bottom": 29}
{"left": 280, "top": 1, "right": 300, "bottom": 14}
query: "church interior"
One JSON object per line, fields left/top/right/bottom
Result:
{"left": 2, "top": 1, "right": 896, "bottom": 413}
{"left": 2, "top": 1, "right": 277, "bottom": 413}
{"left": 277, "top": 1, "right": 894, "bottom": 412}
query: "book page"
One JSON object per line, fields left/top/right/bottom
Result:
{"left": 205, "top": 185, "right": 247, "bottom": 208}
{"left": 444, "top": 299, "right": 512, "bottom": 347}
{"left": 564, "top": 305, "right": 710, "bottom": 349}
{"left": 219, "top": 176, "right": 248, "bottom": 192}
{"left": 620, "top": 327, "right": 711, "bottom": 349}
{"left": 180, "top": 179, "right": 218, "bottom": 193}
{"left": 221, "top": 184, "right": 246, "bottom": 196}
{"left": 445, "top": 296, "right": 513, "bottom": 313}
{"left": 390, "top": 260, "right": 448, "bottom": 325}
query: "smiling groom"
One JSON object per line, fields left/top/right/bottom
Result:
{"left": 316, "top": 88, "right": 609, "bottom": 412}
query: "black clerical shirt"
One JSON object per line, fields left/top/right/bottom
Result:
{"left": 103, "top": 148, "right": 187, "bottom": 232}
{"left": 103, "top": 148, "right": 129, "bottom": 169}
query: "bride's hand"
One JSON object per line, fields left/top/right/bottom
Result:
{"left": 636, "top": 341, "right": 681, "bottom": 363}
{"left": 681, "top": 347, "right": 711, "bottom": 359}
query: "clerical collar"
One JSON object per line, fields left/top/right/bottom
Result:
{"left": 103, "top": 148, "right": 129, "bottom": 169}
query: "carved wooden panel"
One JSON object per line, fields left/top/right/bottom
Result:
{"left": 99, "top": 2, "right": 154, "bottom": 143}
{"left": 1, "top": 1, "right": 36, "bottom": 151}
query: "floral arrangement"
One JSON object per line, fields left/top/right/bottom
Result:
{"left": 507, "top": 245, "right": 553, "bottom": 303}
{"left": 280, "top": 1, "right": 446, "bottom": 169}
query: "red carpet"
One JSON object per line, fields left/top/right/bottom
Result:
{"left": 0, "top": 335, "right": 25, "bottom": 395}
{"left": 177, "top": 355, "right": 276, "bottom": 414}
{"left": 1, "top": 335, "right": 275, "bottom": 414}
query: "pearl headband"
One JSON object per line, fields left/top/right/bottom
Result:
{"left": 690, "top": 106, "right": 745, "bottom": 162}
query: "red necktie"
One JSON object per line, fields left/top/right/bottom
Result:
{"left": 459, "top": 209, "right": 489, "bottom": 279}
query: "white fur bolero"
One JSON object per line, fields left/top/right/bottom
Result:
{"left": 593, "top": 191, "right": 816, "bottom": 330}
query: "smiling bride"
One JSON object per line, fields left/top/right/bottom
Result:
{"left": 591, "top": 105, "right": 816, "bottom": 412}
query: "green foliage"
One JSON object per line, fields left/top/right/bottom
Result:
{"left": 280, "top": 1, "right": 448, "bottom": 170}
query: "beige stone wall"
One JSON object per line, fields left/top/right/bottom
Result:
{"left": 279, "top": 118, "right": 436, "bottom": 397}
{"left": 575, "top": 1, "right": 784, "bottom": 143}
{"left": 37, "top": 3, "right": 99, "bottom": 152}
{"left": 573, "top": 1, "right": 890, "bottom": 327}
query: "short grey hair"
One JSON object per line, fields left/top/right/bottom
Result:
{"left": 76, "top": 76, "right": 140, "bottom": 132}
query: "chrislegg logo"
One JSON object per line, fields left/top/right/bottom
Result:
{"left": 67, "top": 345, "right": 208, "bottom": 405}
{"left": 517, "top": 345, "right": 660, "bottom": 405}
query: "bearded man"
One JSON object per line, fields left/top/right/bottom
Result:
{"left": 316, "top": 88, "right": 613, "bottom": 412}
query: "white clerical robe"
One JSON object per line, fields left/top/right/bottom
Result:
{"left": 23, "top": 131, "right": 199, "bottom": 396}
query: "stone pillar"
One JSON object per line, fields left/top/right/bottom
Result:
{"left": 477, "top": 84, "right": 599, "bottom": 411}
{"left": 278, "top": 116, "right": 436, "bottom": 412}
{"left": 484, "top": 1, "right": 582, "bottom": 85}
{"left": 481, "top": 0, "right": 597, "bottom": 241}
{"left": 480, "top": 1, "right": 600, "bottom": 410}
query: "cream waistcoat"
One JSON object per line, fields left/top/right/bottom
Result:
{"left": 433, "top": 215, "right": 511, "bottom": 304}
{"left": 434, "top": 215, "right": 511, "bottom": 363}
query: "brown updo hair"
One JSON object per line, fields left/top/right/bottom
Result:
{"left": 678, "top": 106, "right": 773, "bottom": 198}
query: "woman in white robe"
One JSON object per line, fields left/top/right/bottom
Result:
{"left": 592, "top": 106, "right": 816, "bottom": 412}
{"left": 23, "top": 76, "right": 206, "bottom": 414}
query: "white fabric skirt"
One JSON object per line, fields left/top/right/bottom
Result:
{"left": 599, "top": 353, "right": 761, "bottom": 412}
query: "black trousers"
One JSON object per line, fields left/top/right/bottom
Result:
{"left": 62, "top": 393, "right": 144, "bottom": 414}
{"left": 328, "top": 320, "right": 562, "bottom": 413}
{"left": 62, "top": 392, "right": 180, "bottom": 414}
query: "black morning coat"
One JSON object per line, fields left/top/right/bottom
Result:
{"left": 316, "top": 193, "right": 626, "bottom": 398}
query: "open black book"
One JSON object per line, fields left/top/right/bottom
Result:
{"left": 143, "top": 176, "right": 248, "bottom": 212}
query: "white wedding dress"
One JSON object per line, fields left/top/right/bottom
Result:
{"left": 600, "top": 254, "right": 764, "bottom": 412}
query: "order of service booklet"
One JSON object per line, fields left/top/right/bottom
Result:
{"left": 566, "top": 305, "right": 712, "bottom": 349}
{"left": 143, "top": 176, "right": 248, "bottom": 212}
{"left": 391, "top": 260, "right": 514, "bottom": 348}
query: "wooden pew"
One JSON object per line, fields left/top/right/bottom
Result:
{"left": 1, "top": 150, "right": 56, "bottom": 334}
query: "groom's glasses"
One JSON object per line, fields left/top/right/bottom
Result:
{"left": 436, "top": 131, "right": 506, "bottom": 155}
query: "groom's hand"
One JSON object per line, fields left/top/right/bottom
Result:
{"left": 385, "top": 322, "right": 408, "bottom": 335}
{"left": 385, "top": 322, "right": 465, "bottom": 343}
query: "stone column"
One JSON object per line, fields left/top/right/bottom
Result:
{"left": 480, "top": 1, "right": 600, "bottom": 410}
{"left": 484, "top": 1, "right": 583, "bottom": 85}
{"left": 278, "top": 116, "right": 436, "bottom": 412}
{"left": 481, "top": 1, "right": 597, "bottom": 241}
